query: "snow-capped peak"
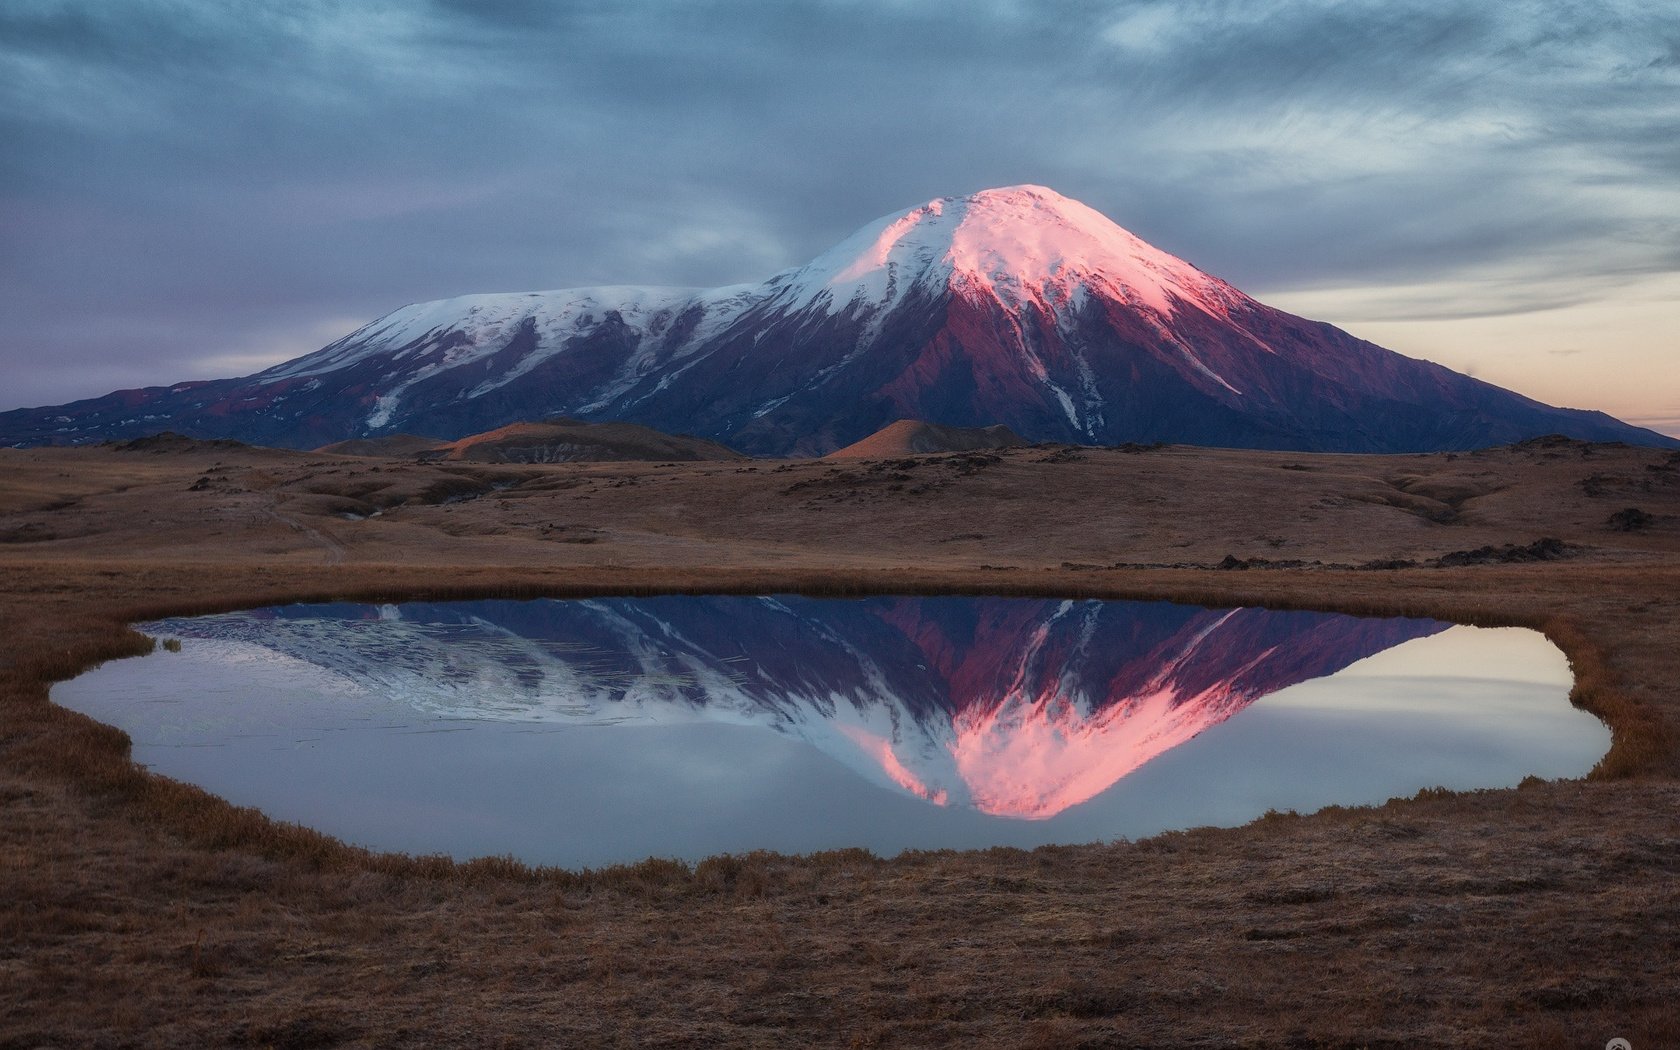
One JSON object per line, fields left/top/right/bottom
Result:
{"left": 768, "top": 184, "right": 1251, "bottom": 320}
{"left": 256, "top": 185, "right": 1246, "bottom": 397}
{"left": 240, "top": 185, "right": 1264, "bottom": 438}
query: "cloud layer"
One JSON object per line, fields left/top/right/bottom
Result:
{"left": 3, "top": 0, "right": 1676, "bottom": 424}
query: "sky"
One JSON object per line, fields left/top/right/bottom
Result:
{"left": 2, "top": 0, "right": 1677, "bottom": 435}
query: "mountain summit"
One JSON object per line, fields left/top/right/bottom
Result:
{"left": 3, "top": 185, "right": 1671, "bottom": 453}
{"left": 772, "top": 184, "right": 1243, "bottom": 322}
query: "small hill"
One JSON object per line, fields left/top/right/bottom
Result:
{"left": 826, "top": 420, "right": 1026, "bottom": 459}
{"left": 419, "top": 419, "right": 746, "bottom": 464}
{"left": 108, "top": 431, "right": 254, "bottom": 454}
{"left": 316, "top": 434, "right": 446, "bottom": 457}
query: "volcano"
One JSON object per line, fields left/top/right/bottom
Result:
{"left": 4, "top": 185, "right": 1670, "bottom": 453}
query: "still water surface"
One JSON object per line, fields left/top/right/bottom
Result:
{"left": 53, "top": 596, "right": 1607, "bottom": 868}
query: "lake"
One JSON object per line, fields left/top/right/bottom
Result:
{"left": 52, "top": 595, "right": 1607, "bottom": 868}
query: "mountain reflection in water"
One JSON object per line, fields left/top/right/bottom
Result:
{"left": 137, "top": 596, "right": 1450, "bottom": 819}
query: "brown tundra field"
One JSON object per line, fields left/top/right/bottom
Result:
{"left": 2, "top": 434, "right": 1678, "bottom": 1048}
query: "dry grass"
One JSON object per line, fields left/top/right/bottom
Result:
{"left": 2, "top": 438, "right": 1679, "bottom": 1046}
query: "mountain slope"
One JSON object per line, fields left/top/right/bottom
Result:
{"left": 4, "top": 185, "right": 1671, "bottom": 453}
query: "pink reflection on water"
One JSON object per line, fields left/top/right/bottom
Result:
{"left": 853, "top": 603, "right": 1443, "bottom": 819}
{"left": 837, "top": 724, "right": 948, "bottom": 805}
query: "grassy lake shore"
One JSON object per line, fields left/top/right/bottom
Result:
{"left": 3, "top": 438, "right": 1678, "bottom": 1047}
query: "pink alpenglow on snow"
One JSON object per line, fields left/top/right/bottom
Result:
{"left": 800, "top": 185, "right": 1249, "bottom": 322}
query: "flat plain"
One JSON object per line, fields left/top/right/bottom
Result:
{"left": 3, "top": 436, "right": 1678, "bottom": 1048}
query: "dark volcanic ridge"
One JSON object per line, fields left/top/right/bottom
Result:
{"left": 316, "top": 433, "right": 446, "bottom": 458}
{"left": 5, "top": 185, "right": 1672, "bottom": 455}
